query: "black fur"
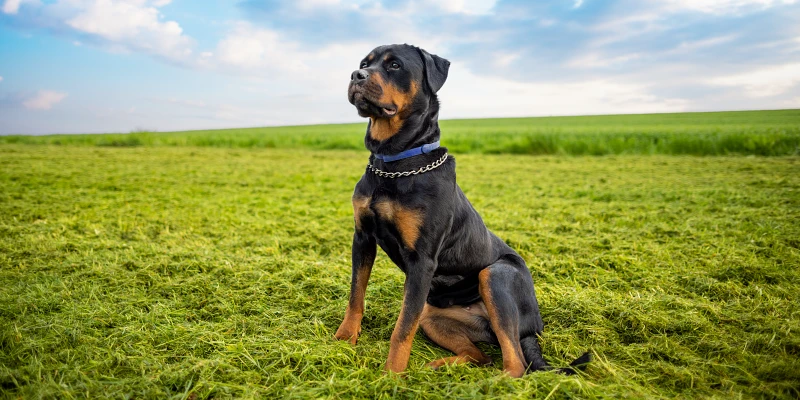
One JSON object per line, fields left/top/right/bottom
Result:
{"left": 338, "top": 44, "right": 590, "bottom": 375}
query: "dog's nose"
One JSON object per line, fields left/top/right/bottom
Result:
{"left": 351, "top": 69, "right": 369, "bottom": 81}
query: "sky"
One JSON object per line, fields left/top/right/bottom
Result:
{"left": 0, "top": 0, "right": 799, "bottom": 135}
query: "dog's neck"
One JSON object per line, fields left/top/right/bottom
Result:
{"left": 364, "top": 97, "right": 441, "bottom": 157}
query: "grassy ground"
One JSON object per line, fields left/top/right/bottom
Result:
{"left": 1, "top": 144, "right": 798, "bottom": 399}
{"left": 2, "top": 109, "right": 799, "bottom": 156}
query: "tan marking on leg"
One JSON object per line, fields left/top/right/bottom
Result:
{"left": 420, "top": 303, "right": 493, "bottom": 369}
{"left": 385, "top": 298, "right": 421, "bottom": 374}
{"left": 352, "top": 195, "right": 372, "bottom": 231}
{"left": 334, "top": 267, "right": 371, "bottom": 345}
{"left": 374, "top": 200, "right": 423, "bottom": 250}
{"left": 479, "top": 268, "right": 527, "bottom": 378}
{"left": 427, "top": 302, "right": 490, "bottom": 322}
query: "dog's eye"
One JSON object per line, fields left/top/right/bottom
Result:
{"left": 360, "top": 61, "right": 368, "bottom": 69}
{"left": 389, "top": 61, "right": 401, "bottom": 70}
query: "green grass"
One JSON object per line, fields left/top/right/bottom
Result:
{"left": 2, "top": 109, "right": 799, "bottom": 156}
{"left": 1, "top": 144, "right": 798, "bottom": 399}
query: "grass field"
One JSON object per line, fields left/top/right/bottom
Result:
{"left": 2, "top": 109, "right": 799, "bottom": 156}
{"left": 1, "top": 135, "right": 798, "bottom": 398}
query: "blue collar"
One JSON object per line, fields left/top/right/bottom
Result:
{"left": 373, "top": 141, "right": 440, "bottom": 163}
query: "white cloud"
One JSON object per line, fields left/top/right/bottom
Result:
{"left": 294, "top": 0, "right": 346, "bottom": 10}
{"left": 568, "top": 35, "right": 736, "bottom": 69}
{"left": 215, "top": 25, "right": 304, "bottom": 71}
{"left": 214, "top": 23, "right": 373, "bottom": 79}
{"left": 588, "top": 1, "right": 790, "bottom": 49}
{"left": 660, "top": 0, "right": 797, "bottom": 14}
{"left": 3, "top": 0, "right": 194, "bottom": 62}
{"left": 586, "top": 12, "right": 666, "bottom": 48}
{"left": 669, "top": 35, "right": 738, "bottom": 53}
{"left": 0, "top": 76, "right": 4, "bottom": 82}
{"left": 493, "top": 52, "right": 521, "bottom": 68}
{"left": 2, "top": 0, "right": 21, "bottom": 14}
{"left": 161, "top": 97, "right": 260, "bottom": 122}
{"left": 3, "top": 0, "right": 447, "bottom": 76}
{"left": 568, "top": 52, "right": 642, "bottom": 68}
{"left": 284, "top": 0, "right": 497, "bottom": 16}
{"left": 710, "top": 63, "right": 800, "bottom": 97}
{"left": 440, "top": 65, "right": 689, "bottom": 119}
{"left": 783, "top": 97, "right": 800, "bottom": 107}
{"left": 65, "top": 0, "right": 193, "bottom": 61}
{"left": 573, "top": 0, "right": 584, "bottom": 8}
{"left": 23, "top": 90, "right": 68, "bottom": 110}
{"left": 153, "top": 96, "right": 291, "bottom": 127}
{"left": 434, "top": 0, "right": 498, "bottom": 15}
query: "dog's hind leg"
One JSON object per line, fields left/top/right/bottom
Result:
{"left": 420, "top": 303, "right": 494, "bottom": 369}
{"left": 478, "top": 260, "right": 533, "bottom": 377}
{"left": 479, "top": 256, "right": 590, "bottom": 375}
{"left": 520, "top": 335, "right": 550, "bottom": 371}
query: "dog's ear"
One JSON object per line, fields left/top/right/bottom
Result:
{"left": 418, "top": 48, "right": 450, "bottom": 93}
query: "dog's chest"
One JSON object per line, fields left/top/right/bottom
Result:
{"left": 353, "top": 195, "right": 423, "bottom": 252}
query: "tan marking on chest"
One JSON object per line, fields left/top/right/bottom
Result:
{"left": 369, "top": 117, "right": 404, "bottom": 141}
{"left": 352, "top": 195, "right": 373, "bottom": 231}
{"left": 374, "top": 200, "right": 423, "bottom": 250}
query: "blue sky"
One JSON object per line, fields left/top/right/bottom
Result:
{"left": 1, "top": 0, "right": 799, "bottom": 135}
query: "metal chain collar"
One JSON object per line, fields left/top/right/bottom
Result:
{"left": 367, "top": 153, "right": 449, "bottom": 179}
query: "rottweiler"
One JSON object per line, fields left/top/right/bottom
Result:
{"left": 335, "top": 44, "right": 590, "bottom": 377}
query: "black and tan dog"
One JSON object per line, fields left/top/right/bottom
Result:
{"left": 335, "top": 44, "right": 590, "bottom": 377}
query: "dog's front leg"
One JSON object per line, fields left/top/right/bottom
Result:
{"left": 335, "top": 231, "right": 377, "bottom": 345}
{"left": 385, "top": 256, "right": 435, "bottom": 374}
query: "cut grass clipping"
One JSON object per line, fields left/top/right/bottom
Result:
{"left": 2, "top": 109, "right": 799, "bottom": 156}
{"left": 1, "top": 143, "right": 798, "bottom": 398}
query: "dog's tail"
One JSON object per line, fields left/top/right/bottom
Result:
{"left": 557, "top": 351, "right": 592, "bottom": 375}
{"left": 520, "top": 336, "right": 591, "bottom": 375}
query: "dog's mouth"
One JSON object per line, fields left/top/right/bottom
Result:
{"left": 349, "top": 85, "right": 397, "bottom": 118}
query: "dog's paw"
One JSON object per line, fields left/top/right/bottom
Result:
{"left": 334, "top": 327, "right": 360, "bottom": 345}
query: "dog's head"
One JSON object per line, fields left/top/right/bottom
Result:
{"left": 348, "top": 44, "right": 450, "bottom": 142}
